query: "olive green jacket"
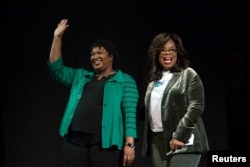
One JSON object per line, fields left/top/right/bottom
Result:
{"left": 142, "top": 67, "right": 209, "bottom": 156}
{"left": 48, "top": 57, "right": 139, "bottom": 150}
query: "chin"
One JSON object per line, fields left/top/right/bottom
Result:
{"left": 93, "top": 66, "right": 101, "bottom": 70}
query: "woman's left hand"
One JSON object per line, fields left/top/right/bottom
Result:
{"left": 169, "top": 138, "right": 185, "bottom": 150}
{"left": 122, "top": 146, "right": 135, "bottom": 166}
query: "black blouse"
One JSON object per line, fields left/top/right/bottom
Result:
{"left": 70, "top": 74, "right": 114, "bottom": 134}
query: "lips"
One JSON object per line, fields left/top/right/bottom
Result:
{"left": 163, "top": 57, "right": 172, "bottom": 64}
{"left": 92, "top": 59, "right": 102, "bottom": 66}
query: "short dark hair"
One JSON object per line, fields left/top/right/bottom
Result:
{"left": 91, "top": 39, "right": 118, "bottom": 68}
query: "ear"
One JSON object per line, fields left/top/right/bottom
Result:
{"left": 110, "top": 55, "right": 113, "bottom": 60}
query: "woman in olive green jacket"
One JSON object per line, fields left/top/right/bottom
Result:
{"left": 142, "top": 32, "right": 209, "bottom": 167}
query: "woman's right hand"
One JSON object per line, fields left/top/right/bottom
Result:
{"left": 54, "top": 19, "right": 69, "bottom": 37}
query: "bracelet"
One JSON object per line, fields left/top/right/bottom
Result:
{"left": 124, "top": 142, "right": 135, "bottom": 149}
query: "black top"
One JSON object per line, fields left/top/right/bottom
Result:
{"left": 70, "top": 74, "right": 114, "bottom": 134}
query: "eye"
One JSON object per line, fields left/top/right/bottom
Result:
{"left": 170, "top": 48, "right": 177, "bottom": 53}
{"left": 159, "top": 48, "right": 177, "bottom": 55}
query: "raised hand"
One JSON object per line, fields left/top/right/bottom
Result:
{"left": 49, "top": 19, "right": 70, "bottom": 62}
{"left": 54, "top": 19, "right": 69, "bottom": 38}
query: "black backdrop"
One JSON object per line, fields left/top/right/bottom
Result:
{"left": 1, "top": 1, "right": 249, "bottom": 167}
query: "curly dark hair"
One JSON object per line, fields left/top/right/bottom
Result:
{"left": 147, "top": 32, "right": 191, "bottom": 82}
{"left": 90, "top": 39, "right": 118, "bottom": 68}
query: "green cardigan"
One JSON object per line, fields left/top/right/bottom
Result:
{"left": 47, "top": 57, "right": 139, "bottom": 150}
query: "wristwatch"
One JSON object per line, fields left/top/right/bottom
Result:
{"left": 124, "top": 142, "right": 135, "bottom": 149}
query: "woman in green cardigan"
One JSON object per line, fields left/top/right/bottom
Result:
{"left": 48, "top": 19, "right": 139, "bottom": 167}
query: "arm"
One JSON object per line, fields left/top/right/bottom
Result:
{"left": 171, "top": 69, "right": 205, "bottom": 150}
{"left": 122, "top": 75, "right": 139, "bottom": 166}
{"left": 49, "top": 19, "right": 69, "bottom": 63}
{"left": 47, "top": 19, "right": 77, "bottom": 88}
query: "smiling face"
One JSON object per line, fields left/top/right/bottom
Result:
{"left": 158, "top": 39, "right": 177, "bottom": 71}
{"left": 90, "top": 46, "right": 113, "bottom": 73}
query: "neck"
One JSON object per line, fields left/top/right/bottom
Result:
{"left": 96, "top": 70, "right": 115, "bottom": 76}
{"left": 96, "top": 70, "right": 116, "bottom": 80}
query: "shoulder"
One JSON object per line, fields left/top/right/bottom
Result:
{"left": 78, "top": 68, "right": 92, "bottom": 74}
{"left": 183, "top": 67, "right": 199, "bottom": 76}
{"left": 122, "top": 72, "right": 135, "bottom": 80}
{"left": 182, "top": 67, "right": 203, "bottom": 83}
{"left": 116, "top": 70, "right": 136, "bottom": 82}
{"left": 75, "top": 68, "right": 95, "bottom": 78}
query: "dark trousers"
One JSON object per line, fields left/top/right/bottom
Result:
{"left": 150, "top": 132, "right": 201, "bottom": 167}
{"left": 63, "top": 131, "right": 122, "bottom": 167}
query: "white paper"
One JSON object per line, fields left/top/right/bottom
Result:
{"left": 184, "top": 133, "right": 194, "bottom": 146}
{"left": 172, "top": 133, "right": 194, "bottom": 146}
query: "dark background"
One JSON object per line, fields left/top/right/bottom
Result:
{"left": 1, "top": 1, "right": 249, "bottom": 167}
